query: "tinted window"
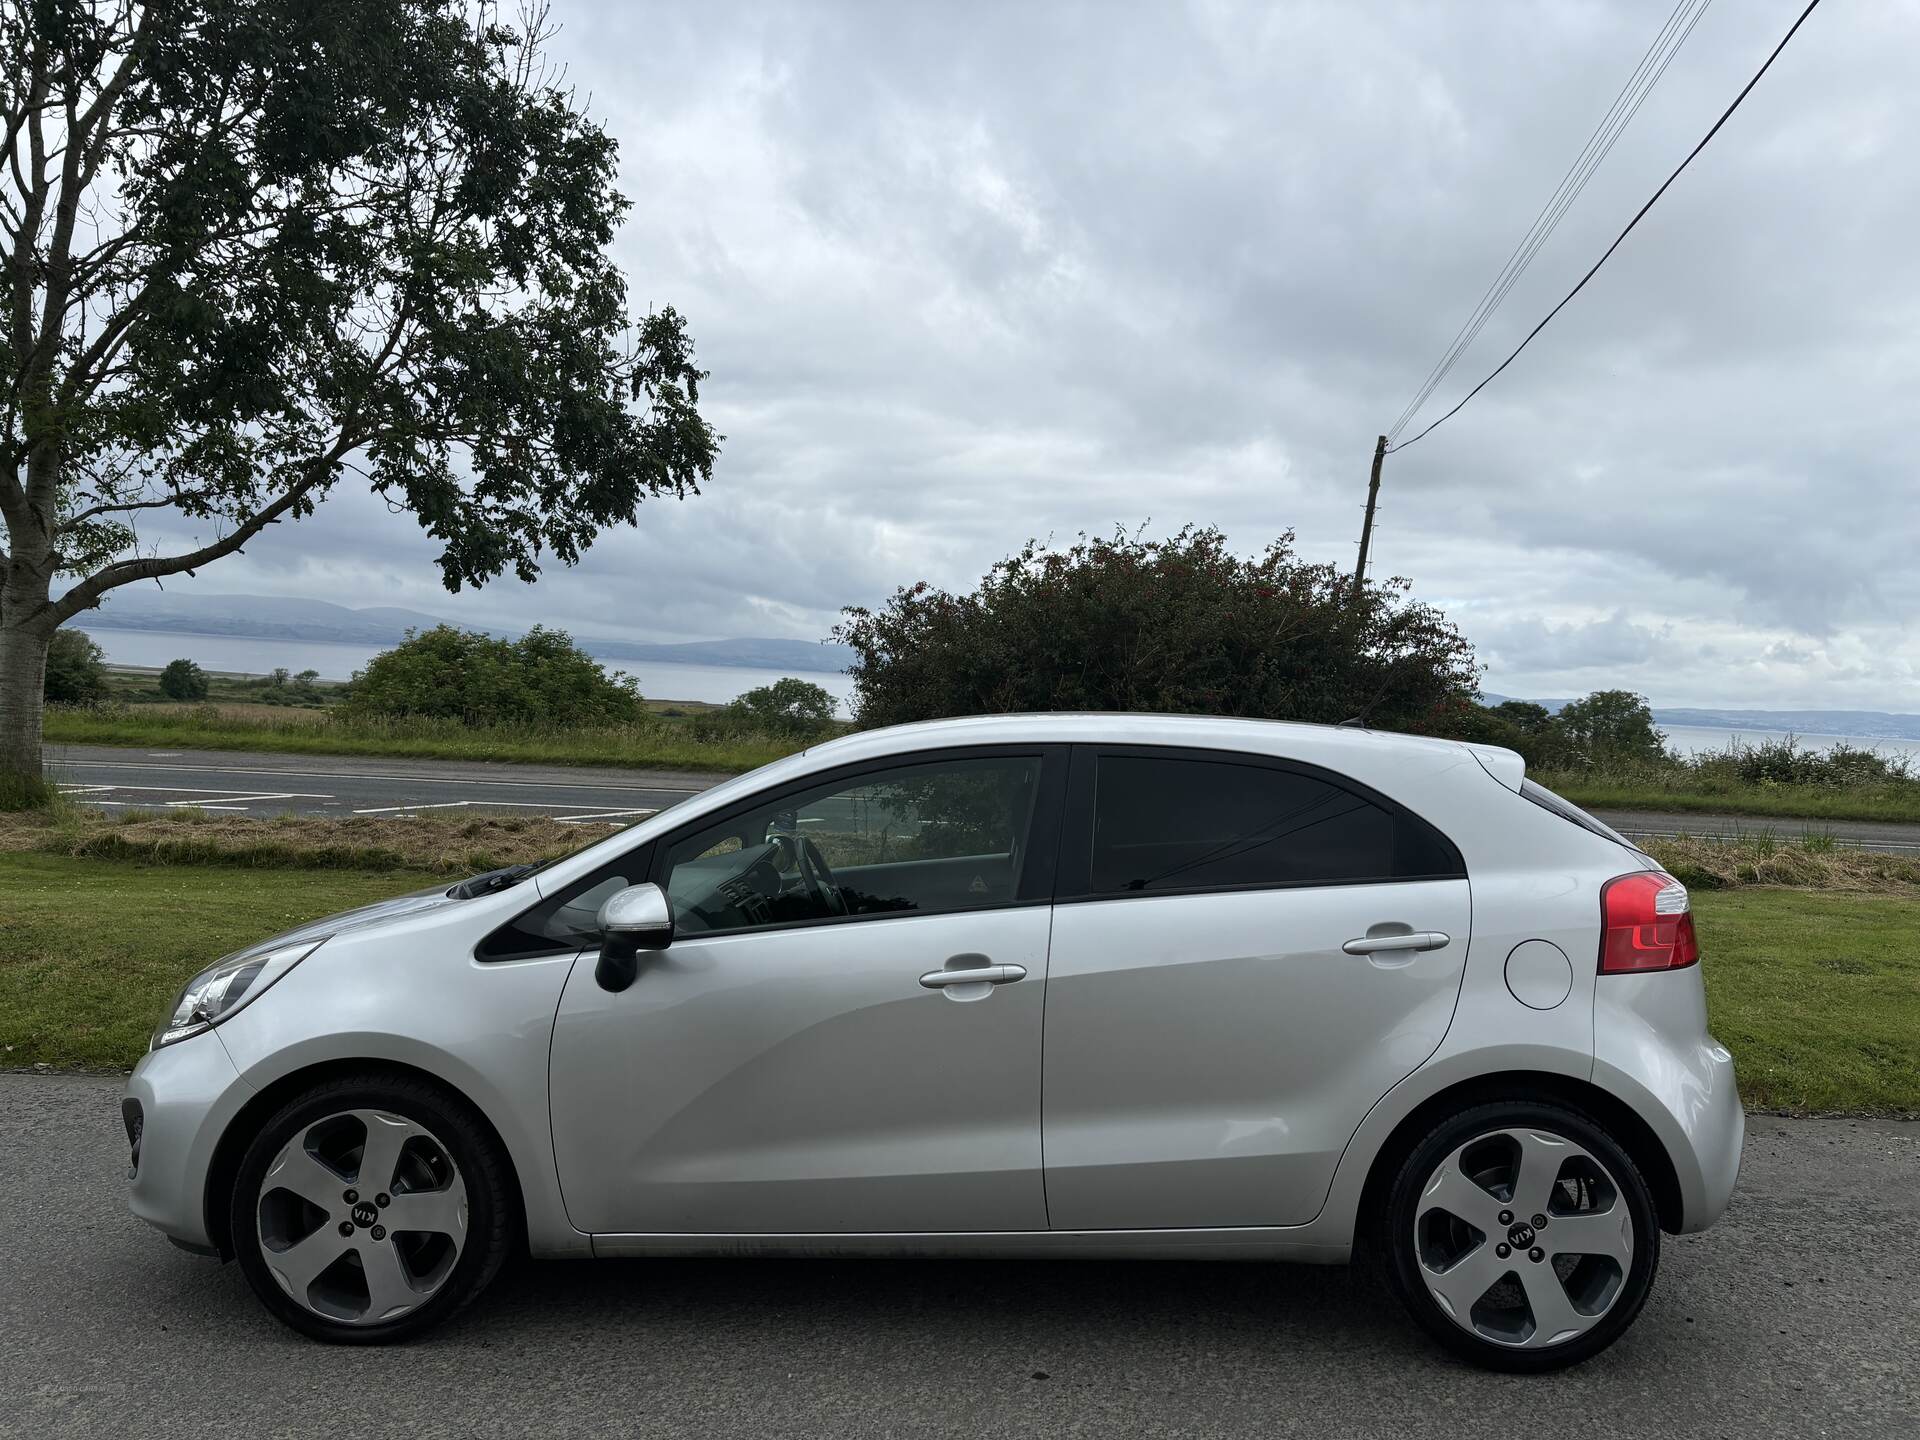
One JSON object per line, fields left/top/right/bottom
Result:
{"left": 663, "top": 754, "right": 1043, "bottom": 936}
{"left": 1089, "top": 753, "right": 1460, "bottom": 894}
{"left": 476, "top": 846, "right": 653, "bottom": 961}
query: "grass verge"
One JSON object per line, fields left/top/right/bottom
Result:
{"left": 3, "top": 848, "right": 1916, "bottom": 1112}
{"left": 1693, "top": 889, "right": 1920, "bottom": 1114}
{"left": 1545, "top": 774, "right": 1920, "bottom": 825}
{"left": 0, "top": 806, "right": 593, "bottom": 872}
{"left": 44, "top": 702, "right": 800, "bottom": 773}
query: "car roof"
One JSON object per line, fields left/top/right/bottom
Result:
{"left": 799, "top": 711, "right": 1499, "bottom": 774}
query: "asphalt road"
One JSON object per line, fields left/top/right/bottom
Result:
{"left": 41, "top": 743, "right": 717, "bottom": 825}
{"left": 41, "top": 743, "right": 1920, "bottom": 854}
{"left": 0, "top": 1076, "right": 1913, "bottom": 1439}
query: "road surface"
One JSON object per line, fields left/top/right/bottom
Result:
{"left": 0, "top": 1075, "right": 1912, "bottom": 1439}
{"left": 42, "top": 743, "right": 717, "bottom": 825}
{"left": 42, "top": 743, "right": 1920, "bottom": 853}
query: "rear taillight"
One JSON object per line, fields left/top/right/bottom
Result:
{"left": 1599, "top": 870, "right": 1700, "bottom": 974}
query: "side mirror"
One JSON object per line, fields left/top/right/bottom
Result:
{"left": 594, "top": 883, "right": 674, "bottom": 993}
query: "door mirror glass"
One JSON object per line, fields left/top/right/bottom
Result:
{"left": 594, "top": 883, "right": 674, "bottom": 992}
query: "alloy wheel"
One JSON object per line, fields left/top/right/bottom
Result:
{"left": 255, "top": 1108, "right": 469, "bottom": 1325}
{"left": 1412, "top": 1126, "right": 1633, "bottom": 1350}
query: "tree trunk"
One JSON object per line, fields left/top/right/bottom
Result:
{"left": 0, "top": 594, "right": 53, "bottom": 809}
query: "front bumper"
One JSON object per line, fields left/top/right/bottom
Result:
{"left": 125, "top": 1032, "right": 255, "bottom": 1253}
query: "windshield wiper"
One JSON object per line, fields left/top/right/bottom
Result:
{"left": 447, "top": 863, "right": 537, "bottom": 900}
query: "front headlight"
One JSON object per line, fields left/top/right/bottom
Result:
{"left": 151, "top": 937, "right": 330, "bottom": 1050}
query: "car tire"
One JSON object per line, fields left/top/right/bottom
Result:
{"left": 230, "top": 1071, "right": 517, "bottom": 1344}
{"left": 1375, "top": 1097, "right": 1661, "bottom": 1373}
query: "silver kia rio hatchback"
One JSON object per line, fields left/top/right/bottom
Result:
{"left": 124, "top": 714, "right": 1742, "bottom": 1371}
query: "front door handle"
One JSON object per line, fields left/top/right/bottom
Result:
{"left": 1342, "top": 931, "right": 1450, "bottom": 956}
{"left": 919, "top": 963, "right": 1027, "bottom": 988}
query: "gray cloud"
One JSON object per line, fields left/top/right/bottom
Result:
{"left": 99, "top": 0, "right": 1920, "bottom": 710}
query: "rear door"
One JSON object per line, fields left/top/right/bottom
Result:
{"left": 1042, "top": 745, "right": 1471, "bottom": 1230}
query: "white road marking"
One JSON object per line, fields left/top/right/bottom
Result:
{"left": 353, "top": 801, "right": 474, "bottom": 814}
{"left": 59, "top": 782, "right": 330, "bottom": 798}
{"left": 553, "top": 808, "right": 658, "bottom": 823}
{"left": 163, "top": 793, "right": 306, "bottom": 808}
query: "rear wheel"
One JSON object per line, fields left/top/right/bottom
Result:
{"left": 1377, "top": 1099, "right": 1660, "bottom": 1372}
{"left": 230, "top": 1073, "right": 516, "bottom": 1343}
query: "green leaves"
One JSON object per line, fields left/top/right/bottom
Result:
{"left": 342, "top": 624, "right": 640, "bottom": 728}
{"left": 834, "top": 526, "right": 1481, "bottom": 730}
{"left": 6, "top": 0, "right": 717, "bottom": 616}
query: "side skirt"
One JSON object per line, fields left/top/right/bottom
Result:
{"left": 583, "top": 1229, "right": 1352, "bottom": 1262}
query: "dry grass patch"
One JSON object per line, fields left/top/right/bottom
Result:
{"left": 0, "top": 807, "right": 596, "bottom": 873}
{"left": 1642, "top": 834, "right": 1920, "bottom": 892}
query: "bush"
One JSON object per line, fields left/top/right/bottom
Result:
{"left": 158, "top": 658, "right": 210, "bottom": 700}
{"left": 344, "top": 625, "right": 641, "bottom": 727}
{"left": 44, "top": 628, "right": 109, "bottom": 706}
{"left": 834, "top": 527, "right": 1478, "bottom": 729}
{"left": 694, "top": 678, "right": 840, "bottom": 742}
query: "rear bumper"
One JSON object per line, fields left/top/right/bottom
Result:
{"left": 125, "top": 1033, "right": 254, "bottom": 1253}
{"left": 1594, "top": 971, "right": 1744, "bottom": 1232}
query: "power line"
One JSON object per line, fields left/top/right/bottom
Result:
{"left": 1387, "top": 0, "right": 1713, "bottom": 444}
{"left": 1390, "top": 0, "right": 1823, "bottom": 454}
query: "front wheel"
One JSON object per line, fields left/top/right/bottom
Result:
{"left": 1377, "top": 1099, "right": 1660, "bottom": 1372}
{"left": 230, "top": 1072, "right": 517, "bottom": 1343}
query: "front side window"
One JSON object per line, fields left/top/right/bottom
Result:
{"left": 661, "top": 754, "right": 1044, "bottom": 936}
{"left": 1089, "top": 752, "right": 1460, "bottom": 895}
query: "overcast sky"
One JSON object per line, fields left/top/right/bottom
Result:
{"left": 115, "top": 0, "right": 1920, "bottom": 710}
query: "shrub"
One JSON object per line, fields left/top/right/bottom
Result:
{"left": 43, "top": 628, "right": 109, "bottom": 706}
{"left": 834, "top": 527, "right": 1478, "bottom": 729}
{"left": 695, "top": 678, "right": 840, "bottom": 742}
{"left": 158, "top": 658, "right": 210, "bottom": 701}
{"left": 344, "top": 625, "right": 641, "bottom": 727}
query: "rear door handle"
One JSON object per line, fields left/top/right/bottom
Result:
{"left": 1342, "top": 931, "right": 1450, "bottom": 955}
{"left": 919, "top": 963, "right": 1027, "bottom": 988}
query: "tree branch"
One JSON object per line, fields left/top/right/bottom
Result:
{"left": 42, "top": 445, "right": 355, "bottom": 629}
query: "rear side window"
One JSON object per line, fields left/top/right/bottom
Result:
{"left": 1089, "top": 753, "right": 1462, "bottom": 895}
{"left": 1520, "top": 779, "right": 1637, "bottom": 851}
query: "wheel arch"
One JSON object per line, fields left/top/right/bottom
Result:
{"left": 203, "top": 1058, "right": 527, "bottom": 1261}
{"left": 1354, "top": 1070, "right": 1686, "bottom": 1242}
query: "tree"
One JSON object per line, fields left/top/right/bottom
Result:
{"left": 42, "top": 625, "right": 105, "bottom": 704}
{"left": 834, "top": 527, "right": 1479, "bottom": 729}
{"left": 344, "top": 624, "right": 639, "bottom": 727}
{"left": 157, "top": 656, "right": 208, "bottom": 700}
{"left": 1554, "top": 689, "right": 1668, "bottom": 766}
{"left": 718, "top": 677, "right": 839, "bottom": 739}
{"left": 0, "top": 1, "right": 718, "bottom": 803}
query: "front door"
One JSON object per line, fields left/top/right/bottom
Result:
{"left": 1042, "top": 746, "right": 1472, "bottom": 1230}
{"left": 549, "top": 747, "right": 1064, "bottom": 1236}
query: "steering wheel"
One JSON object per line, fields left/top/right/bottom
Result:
{"left": 795, "top": 834, "right": 847, "bottom": 916}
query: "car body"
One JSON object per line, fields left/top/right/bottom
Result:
{"left": 125, "top": 713, "right": 1743, "bottom": 1368}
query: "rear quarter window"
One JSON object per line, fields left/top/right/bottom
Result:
{"left": 1088, "top": 751, "right": 1463, "bottom": 895}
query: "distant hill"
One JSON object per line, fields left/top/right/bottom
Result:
{"left": 90, "top": 590, "right": 854, "bottom": 675}
{"left": 1481, "top": 693, "right": 1920, "bottom": 743}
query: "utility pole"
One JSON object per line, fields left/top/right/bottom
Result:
{"left": 1353, "top": 433, "right": 1387, "bottom": 597}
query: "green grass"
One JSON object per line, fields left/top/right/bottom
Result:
{"left": 1545, "top": 774, "right": 1920, "bottom": 825}
{"left": 0, "top": 854, "right": 419, "bottom": 1070}
{"left": 4, "top": 853, "right": 1917, "bottom": 1113}
{"left": 1694, "top": 889, "right": 1920, "bottom": 1114}
{"left": 44, "top": 703, "right": 800, "bottom": 774}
